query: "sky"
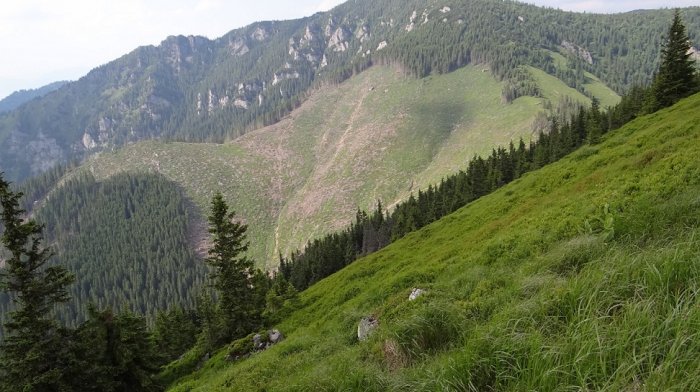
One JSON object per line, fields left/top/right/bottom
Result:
{"left": 1, "top": 0, "right": 698, "bottom": 99}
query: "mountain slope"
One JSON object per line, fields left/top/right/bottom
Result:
{"left": 167, "top": 93, "right": 700, "bottom": 391}
{"left": 0, "top": 0, "right": 697, "bottom": 182}
{"left": 80, "top": 64, "right": 610, "bottom": 266}
{"left": 0, "top": 81, "right": 68, "bottom": 113}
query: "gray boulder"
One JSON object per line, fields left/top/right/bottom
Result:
{"left": 269, "top": 329, "right": 284, "bottom": 344}
{"left": 358, "top": 316, "right": 379, "bottom": 341}
{"left": 409, "top": 288, "right": 425, "bottom": 301}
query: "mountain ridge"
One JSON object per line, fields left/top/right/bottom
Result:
{"left": 0, "top": 81, "right": 69, "bottom": 113}
{"left": 1, "top": 0, "right": 697, "bottom": 182}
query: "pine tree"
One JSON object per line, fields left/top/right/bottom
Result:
{"left": 205, "top": 192, "right": 257, "bottom": 345}
{"left": 652, "top": 10, "right": 699, "bottom": 109}
{"left": 0, "top": 173, "right": 76, "bottom": 391}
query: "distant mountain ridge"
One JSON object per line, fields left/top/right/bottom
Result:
{"left": 0, "top": 81, "right": 68, "bottom": 113}
{"left": 0, "top": 0, "right": 698, "bottom": 182}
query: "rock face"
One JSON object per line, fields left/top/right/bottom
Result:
{"left": 561, "top": 40, "right": 594, "bottom": 65}
{"left": 409, "top": 288, "right": 425, "bottom": 301}
{"left": 358, "top": 316, "right": 379, "bottom": 341}
{"left": 269, "top": 329, "right": 284, "bottom": 344}
{"left": 328, "top": 27, "right": 349, "bottom": 52}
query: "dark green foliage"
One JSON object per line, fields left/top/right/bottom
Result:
{"left": 151, "top": 306, "right": 199, "bottom": 365}
{"left": 203, "top": 193, "right": 264, "bottom": 346}
{"left": 76, "top": 307, "right": 163, "bottom": 392}
{"left": 0, "top": 172, "right": 207, "bottom": 338}
{"left": 651, "top": 10, "right": 700, "bottom": 110}
{"left": 0, "top": 81, "right": 68, "bottom": 113}
{"left": 0, "top": 173, "right": 76, "bottom": 391}
{"left": 263, "top": 273, "right": 299, "bottom": 324}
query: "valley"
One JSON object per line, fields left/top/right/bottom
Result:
{"left": 80, "top": 64, "right": 616, "bottom": 267}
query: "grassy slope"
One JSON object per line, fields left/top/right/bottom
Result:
{"left": 548, "top": 51, "right": 621, "bottom": 108}
{"left": 83, "top": 65, "right": 616, "bottom": 267}
{"left": 168, "top": 93, "right": 700, "bottom": 391}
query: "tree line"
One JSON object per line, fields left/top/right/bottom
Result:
{"left": 279, "top": 10, "right": 700, "bottom": 291}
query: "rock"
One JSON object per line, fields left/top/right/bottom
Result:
{"left": 561, "top": 40, "right": 593, "bottom": 65}
{"left": 268, "top": 329, "right": 284, "bottom": 344}
{"left": 358, "top": 316, "right": 379, "bottom": 341}
{"left": 253, "top": 333, "right": 264, "bottom": 350}
{"left": 82, "top": 132, "right": 97, "bottom": 150}
{"left": 328, "top": 27, "right": 349, "bottom": 52}
{"left": 409, "top": 288, "right": 425, "bottom": 301}
{"left": 250, "top": 26, "right": 269, "bottom": 41}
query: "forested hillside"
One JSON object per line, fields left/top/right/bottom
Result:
{"left": 0, "top": 0, "right": 698, "bottom": 182}
{"left": 0, "top": 81, "right": 68, "bottom": 113}
{"left": 0, "top": 172, "right": 207, "bottom": 335}
{"left": 80, "top": 63, "right": 615, "bottom": 267}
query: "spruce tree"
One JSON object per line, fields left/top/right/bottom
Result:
{"left": 652, "top": 10, "right": 699, "bottom": 109}
{"left": 0, "top": 173, "right": 75, "bottom": 391}
{"left": 205, "top": 192, "right": 257, "bottom": 345}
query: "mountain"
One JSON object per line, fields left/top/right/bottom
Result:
{"left": 0, "top": 81, "right": 68, "bottom": 113}
{"left": 0, "top": 0, "right": 698, "bottom": 182}
{"left": 79, "top": 64, "right": 611, "bottom": 267}
{"left": 2, "top": 0, "right": 698, "bottom": 339}
{"left": 164, "top": 92, "right": 700, "bottom": 391}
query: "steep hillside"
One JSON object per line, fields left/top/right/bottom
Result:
{"left": 80, "top": 64, "right": 611, "bottom": 266}
{"left": 0, "top": 172, "right": 207, "bottom": 334}
{"left": 167, "top": 93, "right": 700, "bottom": 391}
{"left": 0, "top": 0, "right": 697, "bottom": 182}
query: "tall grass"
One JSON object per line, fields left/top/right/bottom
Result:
{"left": 166, "top": 94, "right": 700, "bottom": 391}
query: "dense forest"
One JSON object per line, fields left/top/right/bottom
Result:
{"left": 0, "top": 81, "right": 68, "bottom": 113}
{"left": 0, "top": 172, "right": 208, "bottom": 337}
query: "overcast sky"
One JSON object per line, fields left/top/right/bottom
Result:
{"left": 1, "top": 0, "right": 698, "bottom": 99}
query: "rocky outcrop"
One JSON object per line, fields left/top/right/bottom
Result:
{"left": 561, "top": 40, "right": 594, "bottom": 65}
{"left": 226, "top": 329, "right": 285, "bottom": 362}
{"left": 358, "top": 316, "right": 379, "bottom": 341}
{"left": 409, "top": 288, "right": 425, "bottom": 301}
{"left": 229, "top": 37, "right": 250, "bottom": 56}
{"left": 272, "top": 71, "right": 301, "bottom": 86}
{"left": 328, "top": 27, "right": 349, "bottom": 52}
{"left": 250, "top": 26, "right": 269, "bottom": 41}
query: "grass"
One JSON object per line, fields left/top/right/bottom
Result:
{"left": 83, "top": 64, "right": 598, "bottom": 268}
{"left": 165, "top": 93, "right": 700, "bottom": 390}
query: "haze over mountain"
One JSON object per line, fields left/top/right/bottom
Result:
{"left": 0, "top": 81, "right": 69, "bottom": 113}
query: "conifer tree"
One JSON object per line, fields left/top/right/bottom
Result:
{"left": 205, "top": 192, "right": 257, "bottom": 345}
{"left": 652, "top": 10, "right": 699, "bottom": 109}
{"left": 0, "top": 173, "right": 76, "bottom": 391}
